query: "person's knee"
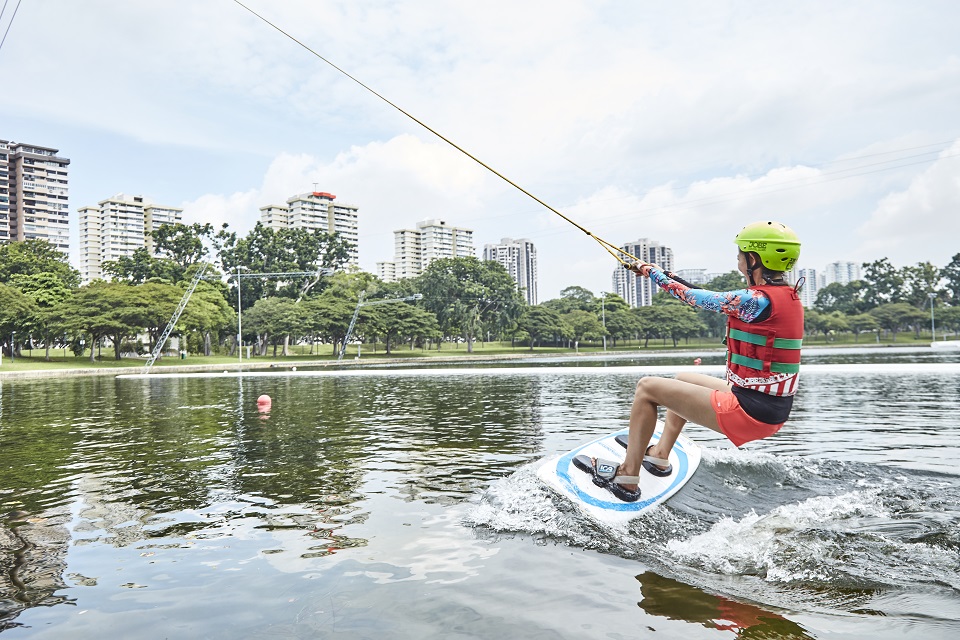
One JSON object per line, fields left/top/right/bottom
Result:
{"left": 635, "top": 376, "right": 658, "bottom": 398}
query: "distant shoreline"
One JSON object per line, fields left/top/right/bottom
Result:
{"left": 0, "top": 342, "right": 942, "bottom": 381}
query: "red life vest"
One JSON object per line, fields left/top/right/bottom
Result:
{"left": 726, "top": 284, "right": 804, "bottom": 397}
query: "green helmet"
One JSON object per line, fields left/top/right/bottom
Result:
{"left": 734, "top": 221, "right": 801, "bottom": 271}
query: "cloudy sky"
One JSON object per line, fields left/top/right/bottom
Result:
{"left": 3, "top": 0, "right": 959, "bottom": 298}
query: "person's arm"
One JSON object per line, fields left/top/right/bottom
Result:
{"left": 635, "top": 264, "right": 770, "bottom": 322}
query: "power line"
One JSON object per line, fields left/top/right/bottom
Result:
{"left": 534, "top": 150, "right": 960, "bottom": 240}
{"left": 0, "top": 0, "right": 23, "bottom": 53}
{"left": 232, "top": 1, "right": 958, "bottom": 268}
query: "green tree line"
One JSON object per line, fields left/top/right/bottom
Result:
{"left": 809, "top": 257, "right": 960, "bottom": 342}
{"left": 2, "top": 225, "right": 959, "bottom": 362}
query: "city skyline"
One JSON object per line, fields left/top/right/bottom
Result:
{"left": 3, "top": 2, "right": 959, "bottom": 299}
{"left": 2, "top": 145, "right": 946, "bottom": 303}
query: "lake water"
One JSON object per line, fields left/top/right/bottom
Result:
{"left": 2, "top": 346, "right": 960, "bottom": 638}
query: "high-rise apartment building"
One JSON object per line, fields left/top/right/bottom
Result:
{"left": 611, "top": 238, "right": 674, "bottom": 307}
{"left": 378, "top": 219, "right": 474, "bottom": 281}
{"left": 258, "top": 204, "right": 291, "bottom": 229}
{"left": 788, "top": 267, "right": 819, "bottom": 308}
{"left": 673, "top": 268, "right": 708, "bottom": 286}
{"left": 823, "top": 261, "right": 861, "bottom": 285}
{"left": 78, "top": 194, "right": 182, "bottom": 283}
{"left": 483, "top": 237, "right": 538, "bottom": 305}
{"left": 788, "top": 262, "right": 859, "bottom": 308}
{"left": 0, "top": 140, "right": 70, "bottom": 253}
{"left": 259, "top": 191, "right": 359, "bottom": 265}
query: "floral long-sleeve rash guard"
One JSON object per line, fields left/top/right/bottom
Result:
{"left": 643, "top": 266, "right": 769, "bottom": 323}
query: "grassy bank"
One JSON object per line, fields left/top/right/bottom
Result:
{"left": 0, "top": 331, "right": 952, "bottom": 376}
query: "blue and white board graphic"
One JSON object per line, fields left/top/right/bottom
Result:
{"left": 537, "top": 426, "right": 701, "bottom": 525}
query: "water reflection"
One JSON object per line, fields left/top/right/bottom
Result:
{"left": 636, "top": 571, "right": 813, "bottom": 638}
{"left": 0, "top": 513, "right": 71, "bottom": 631}
{"left": 1, "top": 363, "right": 960, "bottom": 637}
{"left": 0, "top": 373, "right": 551, "bottom": 630}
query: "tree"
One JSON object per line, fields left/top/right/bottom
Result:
{"left": 215, "top": 222, "right": 352, "bottom": 309}
{"left": 646, "top": 304, "right": 705, "bottom": 347}
{"left": 103, "top": 247, "right": 180, "bottom": 284}
{"left": 152, "top": 222, "right": 214, "bottom": 272}
{"left": 803, "top": 309, "right": 826, "bottom": 341}
{"left": 416, "top": 257, "right": 524, "bottom": 353}
{"left": 179, "top": 280, "right": 235, "bottom": 356}
{"left": 135, "top": 281, "right": 191, "bottom": 357}
{"left": 243, "top": 297, "right": 307, "bottom": 356}
{"left": 303, "top": 292, "right": 356, "bottom": 355}
{"left": 900, "top": 262, "right": 940, "bottom": 308}
{"left": 593, "top": 293, "right": 629, "bottom": 345}
{"left": 938, "top": 306, "right": 960, "bottom": 338}
{"left": 705, "top": 271, "right": 745, "bottom": 291}
{"left": 604, "top": 308, "right": 640, "bottom": 346}
{"left": 9, "top": 272, "right": 73, "bottom": 360}
{"left": 53, "top": 282, "right": 143, "bottom": 361}
{"left": 595, "top": 293, "right": 629, "bottom": 314}
{"left": 367, "top": 302, "right": 440, "bottom": 354}
{"left": 559, "top": 286, "right": 596, "bottom": 310}
{"left": 848, "top": 313, "right": 879, "bottom": 343}
{"left": 0, "top": 239, "right": 80, "bottom": 289}
{"left": 861, "top": 258, "right": 905, "bottom": 308}
{"left": 869, "top": 303, "right": 922, "bottom": 342}
{"left": 823, "top": 311, "right": 850, "bottom": 339}
{"left": 633, "top": 306, "right": 661, "bottom": 347}
{"left": 815, "top": 280, "right": 867, "bottom": 315}
{"left": 542, "top": 286, "right": 596, "bottom": 315}
{"left": 563, "top": 309, "right": 606, "bottom": 345}
{"left": 518, "top": 306, "right": 569, "bottom": 350}
{"left": 0, "top": 283, "right": 38, "bottom": 357}
{"left": 941, "top": 253, "right": 960, "bottom": 305}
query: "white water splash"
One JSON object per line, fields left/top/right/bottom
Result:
{"left": 667, "top": 489, "right": 890, "bottom": 583}
{"left": 464, "top": 463, "right": 607, "bottom": 546}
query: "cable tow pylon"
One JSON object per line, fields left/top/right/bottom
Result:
{"left": 143, "top": 265, "right": 207, "bottom": 373}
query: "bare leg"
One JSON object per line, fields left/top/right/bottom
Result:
{"left": 649, "top": 373, "right": 731, "bottom": 466}
{"left": 618, "top": 373, "right": 730, "bottom": 490}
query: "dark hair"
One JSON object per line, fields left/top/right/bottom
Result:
{"left": 742, "top": 251, "right": 788, "bottom": 286}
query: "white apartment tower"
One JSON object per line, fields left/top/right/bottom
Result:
{"left": 789, "top": 267, "right": 819, "bottom": 308}
{"left": 378, "top": 219, "right": 475, "bottom": 281}
{"left": 0, "top": 140, "right": 70, "bottom": 253}
{"left": 78, "top": 194, "right": 182, "bottom": 283}
{"left": 823, "top": 261, "right": 861, "bottom": 285}
{"left": 611, "top": 238, "right": 674, "bottom": 307}
{"left": 483, "top": 237, "right": 538, "bottom": 305}
{"left": 259, "top": 204, "right": 291, "bottom": 229}
{"left": 259, "top": 191, "right": 359, "bottom": 266}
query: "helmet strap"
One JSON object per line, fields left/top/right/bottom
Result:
{"left": 746, "top": 254, "right": 762, "bottom": 286}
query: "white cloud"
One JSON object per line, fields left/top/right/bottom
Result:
{"left": 179, "top": 134, "right": 492, "bottom": 267}
{"left": 181, "top": 190, "right": 261, "bottom": 235}
{"left": 6, "top": 1, "right": 960, "bottom": 296}
{"left": 858, "top": 141, "right": 960, "bottom": 266}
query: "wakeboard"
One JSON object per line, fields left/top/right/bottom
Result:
{"left": 536, "top": 426, "right": 701, "bottom": 525}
